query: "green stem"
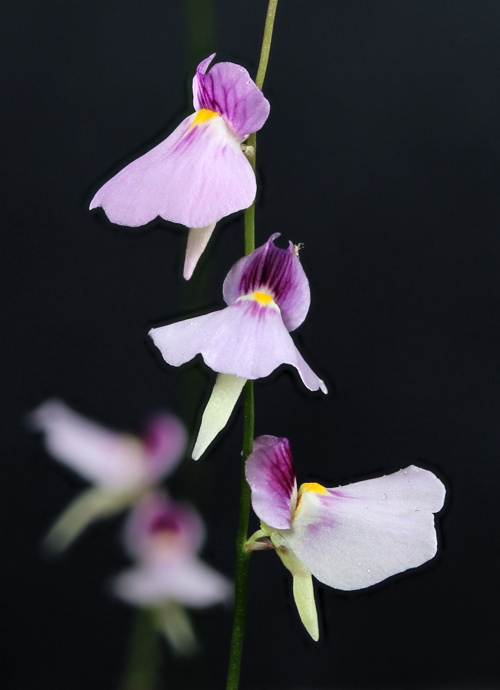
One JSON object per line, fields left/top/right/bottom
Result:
{"left": 225, "top": 2, "right": 279, "bottom": 689}
{"left": 255, "top": 0, "right": 279, "bottom": 90}
{"left": 225, "top": 382, "right": 254, "bottom": 690}
{"left": 120, "top": 609, "right": 160, "bottom": 690}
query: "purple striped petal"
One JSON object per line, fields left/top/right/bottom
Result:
{"left": 246, "top": 436, "right": 297, "bottom": 530}
{"left": 223, "top": 234, "right": 310, "bottom": 332}
{"left": 282, "top": 466, "right": 446, "bottom": 591}
{"left": 90, "top": 112, "right": 255, "bottom": 228}
{"left": 149, "top": 297, "right": 326, "bottom": 392}
{"left": 123, "top": 492, "right": 205, "bottom": 562}
{"left": 142, "top": 414, "right": 187, "bottom": 483}
{"left": 192, "top": 55, "right": 270, "bottom": 139}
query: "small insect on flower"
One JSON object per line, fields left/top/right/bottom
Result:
{"left": 112, "top": 491, "right": 232, "bottom": 654}
{"left": 149, "top": 234, "right": 327, "bottom": 460}
{"left": 90, "top": 54, "right": 270, "bottom": 279}
{"left": 29, "top": 400, "right": 187, "bottom": 551}
{"left": 245, "top": 436, "right": 446, "bottom": 640}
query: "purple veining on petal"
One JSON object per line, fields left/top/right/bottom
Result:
{"left": 304, "top": 518, "right": 334, "bottom": 537}
{"left": 171, "top": 122, "right": 199, "bottom": 154}
{"left": 192, "top": 55, "right": 270, "bottom": 140}
{"left": 246, "top": 436, "right": 297, "bottom": 530}
{"left": 223, "top": 234, "right": 311, "bottom": 332}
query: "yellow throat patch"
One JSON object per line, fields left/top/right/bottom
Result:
{"left": 253, "top": 291, "right": 273, "bottom": 306}
{"left": 299, "top": 482, "right": 328, "bottom": 495}
{"left": 190, "top": 108, "right": 218, "bottom": 128}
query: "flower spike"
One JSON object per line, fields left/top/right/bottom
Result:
{"left": 29, "top": 400, "right": 187, "bottom": 550}
{"left": 246, "top": 436, "right": 446, "bottom": 639}
{"left": 90, "top": 54, "right": 270, "bottom": 278}
{"left": 149, "top": 235, "right": 327, "bottom": 459}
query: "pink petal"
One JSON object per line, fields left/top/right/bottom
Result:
{"left": 282, "top": 466, "right": 446, "bottom": 591}
{"left": 223, "top": 234, "right": 311, "bottom": 332}
{"left": 113, "top": 557, "right": 232, "bottom": 608}
{"left": 90, "top": 113, "right": 255, "bottom": 228}
{"left": 192, "top": 54, "right": 270, "bottom": 139}
{"left": 29, "top": 400, "right": 146, "bottom": 489}
{"left": 142, "top": 414, "right": 187, "bottom": 483}
{"left": 149, "top": 298, "right": 326, "bottom": 392}
{"left": 246, "top": 436, "right": 297, "bottom": 530}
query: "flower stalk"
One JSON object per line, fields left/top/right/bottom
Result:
{"left": 120, "top": 609, "right": 160, "bottom": 690}
{"left": 225, "top": 2, "right": 279, "bottom": 688}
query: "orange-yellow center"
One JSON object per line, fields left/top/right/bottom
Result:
{"left": 253, "top": 291, "right": 273, "bottom": 306}
{"left": 190, "top": 108, "right": 218, "bottom": 128}
{"left": 299, "top": 482, "right": 328, "bottom": 495}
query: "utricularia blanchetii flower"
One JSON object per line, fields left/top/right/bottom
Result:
{"left": 245, "top": 436, "right": 446, "bottom": 640}
{"left": 113, "top": 491, "right": 231, "bottom": 654}
{"left": 30, "top": 400, "right": 186, "bottom": 550}
{"left": 90, "top": 54, "right": 270, "bottom": 279}
{"left": 149, "top": 234, "right": 327, "bottom": 459}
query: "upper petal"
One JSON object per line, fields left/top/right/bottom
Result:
{"left": 192, "top": 54, "right": 270, "bottom": 139}
{"left": 246, "top": 436, "right": 297, "bottom": 530}
{"left": 29, "top": 400, "right": 146, "bottom": 489}
{"left": 123, "top": 491, "right": 205, "bottom": 562}
{"left": 142, "top": 414, "right": 187, "bottom": 483}
{"left": 223, "top": 234, "right": 311, "bottom": 332}
{"left": 282, "top": 465, "right": 446, "bottom": 591}
{"left": 149, "top": 298, "right": 326, "bottom": 391}
{"left": 90, "top": 113, "right": 256, "bottom": 228}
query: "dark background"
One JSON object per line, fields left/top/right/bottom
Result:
{"left": 2, "top": 1, "right": 500, "bottom": 688}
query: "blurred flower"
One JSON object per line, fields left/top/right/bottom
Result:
{"left": 90, "top": 54, "right": 270, "bottom": 279}
{"left": 149, "top": 234, "right": 327, "bottom": 459}
{"left": 113, "top": 491, "right": 231, "bottom": 654}
{"left": 30, "top": 399, "right": 187, "bottom": 551}
{"left": 245, "top": 436, "right": 446, "bottom": 640}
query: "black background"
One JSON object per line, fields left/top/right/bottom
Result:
{"left": 2, "top": 1, "right": 500, "bottom": 688}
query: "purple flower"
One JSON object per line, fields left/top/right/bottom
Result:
{"left": 112, "top": 491, "right": 231, "bottom": 653}
{"left": 90, "top": 54, "right": 270, "bottom": 279}
{"left": 245, "top": 436, "right": 446, "bottom": 640}
{"left": 30, "top": 400, "right": 187, "bottom": 550}
{"left": 149, "top": 235, "right": 327, "bottom": 459}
